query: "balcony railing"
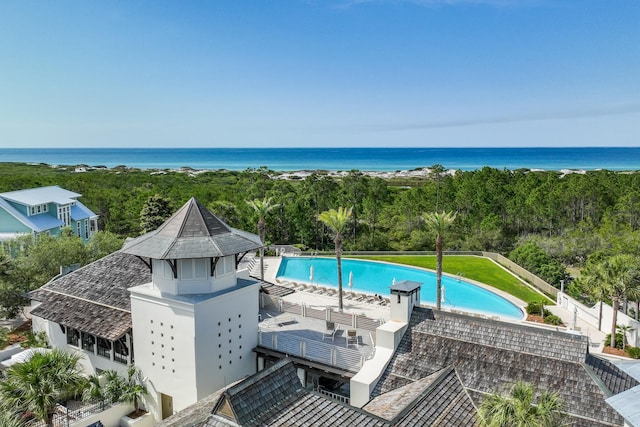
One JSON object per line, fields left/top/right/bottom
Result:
{"left": 258, "top": 330, "right": 365, "bottom": 372}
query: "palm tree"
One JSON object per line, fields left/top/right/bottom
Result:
{"left": 479, "top": 381, "right": 566, "bottom": 427}
{"left": 422, "top": 211, "right": 457, "bottom": 310}
{"left": 597, "top": 255, "right": 639, "bottom": 350}
{"left": 247, "top": 197, "right": 277, "bottom": 280}
{"left": 0, "top": 410, "right": 25, "bottom": 427}
{"left": 580, "top": 262, "right": 609, "bottom": 331}
{"left": 82, "top": 374, "right": 104, "bottom": 403}
{"left": 122, "top": 365, "right": 148, "bottom": 413}
{"left": 318, "top": 207, "right": 353, "bottom": 311}
{"left": 0, "top": 349, "right": 86, "bottom": 427}
{"left": 616, "top": 324, "right": 635, "bottom": 349}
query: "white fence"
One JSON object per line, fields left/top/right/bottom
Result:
{"left": 557, "top": 292, "right": 640, "bottom": 347}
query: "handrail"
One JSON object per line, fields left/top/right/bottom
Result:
{"left": 258, "top": 329, "right": 365, "bottom": 372}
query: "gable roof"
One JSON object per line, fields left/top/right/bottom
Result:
{"left": 364, "top": 366, "right": 479, "bottom": 426}
{"left": 121, "top": 198, "right": 262, "bottom": 260}
{"left": 211, "top": 359, "right": 302, "bottom": 425}
{"left": 373, "top": 307, "right": 630, "bottom": 427}
{"left": 0, "top": 185, "right": 81, "bottom": 206}
{"left": 29, "top": 251, "right": 151, "bottom": 340}
{"left": 202, "top": 358, "right": 478, "bottom": 427}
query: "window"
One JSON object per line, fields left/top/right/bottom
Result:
{"left": 57, "top": 205, "right": 71, "bottom": 226}
{"left": 67, "top": 328, "right": 80, "bottom": 347}
{"left": 180, "top": 258, "right": 207, "bottom": 280}
{"left": 29, "top": 204, "right": 48, "bottom": 216}
{"left": 97, "top": 338, "right": 111, "bottom": 358}
{"left": 84, "top": 220, "right": 89, "bottom": 239}
{"left": 215, "top": 256, "right": 234, "bottom": 277}
{"left": 114, "top": 337, "right": 129, "bottom": 364}
{"left": 153, "top": 259, "right": 174, "bottom": 279}
{"left": 82, "top": 333, "right": 95, "bottom": 352}
{"left": 76, "top": 221, "right": 81, "bottom": 237}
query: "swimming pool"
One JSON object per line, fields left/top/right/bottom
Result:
{"left": 276, "top": 257, "right": 524, "bottom": 320}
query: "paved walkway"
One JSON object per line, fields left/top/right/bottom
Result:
{"left": 546, "top": 304, "right": 607, "bottom": 352}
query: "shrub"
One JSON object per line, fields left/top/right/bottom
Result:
{"left": 20, "top": 330, "right": 49, "bottom": 349}
{"left": 544, "top": 315, "right": 563, "bottom": 326}
{"left": 0, "top": 326, "right": 9, "bottom": 349}
{"left": 526, "top": 301, "right": 552, "bottom": 318}
{"left": 527, "top": 301, "right": 543, "bottom": 315}
{"left": 626, "top": 347, "right": 640, "bottom": 359}
{"left": 604, "top": 333, "right": 624, "bottom": 349}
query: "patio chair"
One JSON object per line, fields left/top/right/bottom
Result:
{"left": 346, "top": 329, "right": 359, "bottom": 348}
{"left": 323, "top": 321, "right": 337, "bottom": 342}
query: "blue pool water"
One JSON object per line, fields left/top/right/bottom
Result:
{"left": 276, "top": 257, "right": 524, "bottom": 320}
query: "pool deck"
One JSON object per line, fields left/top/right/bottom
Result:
{"left": 261, "top": 255, "right": 608, "bottom": 355}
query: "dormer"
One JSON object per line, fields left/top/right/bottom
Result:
{"left": 121, "top": 198, "right": 263, "bottom": 296}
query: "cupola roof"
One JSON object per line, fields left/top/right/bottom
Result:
{"left": 122, "top": 197, "right": 262, "bottom": 259}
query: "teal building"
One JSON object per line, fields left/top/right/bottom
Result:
{"left": 0, "top": 185, "right": 98, "bottom": 243}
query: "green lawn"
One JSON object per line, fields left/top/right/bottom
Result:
{"left": 351, "top": 255, "right": 552, "bottom": 304}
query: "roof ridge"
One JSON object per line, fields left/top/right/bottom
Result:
{"left": 38, "top": 288, "right": 131, "bottom": 314}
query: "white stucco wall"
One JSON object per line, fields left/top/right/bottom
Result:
{"left": 130, "top": 277, "right": 261, "bottom": 420}
{"left": 130, "top": 284, "right": 198, "bottom": 419}
{"left": 193, "top": 282, "right": 259, "bottom": 401}
{"left": 350, "top": 320, "right": 407, "bottom": 408}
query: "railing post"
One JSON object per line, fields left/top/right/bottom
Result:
{"left": 273, "top": 333, "right": 278, "bottom": 350}
{"left": 300, "top": 340, "right": 305, "bottom": 358}
{"left": 352, "top": 313, "right": 357, "bottom": 328}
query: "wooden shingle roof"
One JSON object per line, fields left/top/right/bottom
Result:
{"left": 365, "top": 366, "right": 479, "bottom": 426}
{"left": 121, "top": 198, "right": 263, "bottom": 260}
{"left": 29, "top": 251, "right": 151, "bottom": 340}
{"left": 204, "top": 358, "right": 478, "bottom": 427}
{"left": 373, "top": 307, "right": 630, "bottom": 427}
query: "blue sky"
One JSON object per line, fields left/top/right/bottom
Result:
{"left": 1, "top": 0, "right": 639, "bottom": 148}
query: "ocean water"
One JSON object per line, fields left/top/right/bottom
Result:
{"left": 1, "top": 147, "right": 639, "bottom": 172}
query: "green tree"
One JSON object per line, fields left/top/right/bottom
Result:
{"left": 430, "top": 164, "right": 446, "bottom": 211}
{"left": 121, "top": 365, "right": 148, "bottom": 413}
{"left": 578, "top": 262, "right": 610, "bottom": 331}
{"left": 318, "top": 207, "right": 353, "bottom": 311}
{"left": 0, "top": 349, "right": 86, "bottom": 427}
{"left": 247, "top": 197, "right": 277, "bottom": 281}
{"left": 139, "top": 194, "right": 173, "bottom": 234}
{"left": 87, "top": 230, "right": 125, "bottom": 261}
{"left": 423, "top": 211, "right": 457, "bottom": 310}
{"left": 479, "top": 381, "right": 566, "bottom": 427}
{"left": 0, "top": 252, "right": 28, "bottom": 319}
{"left": 509, "top": 241, "right": 567, "bottom": 286}
{"left": 594, "top": 255, "right": 639, "bottom": 349}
